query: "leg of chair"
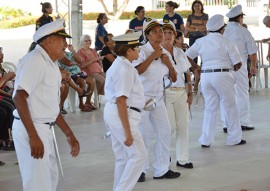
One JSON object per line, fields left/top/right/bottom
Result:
{"left": 264, "top": 68, "right": 268, "bottom": 88}
{"left": 67, "top": 88, "right": 77, "bottom": 112}
{"left": 93, "top": 80, "right": 100, "bottom": 109}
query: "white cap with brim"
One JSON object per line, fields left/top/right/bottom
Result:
{"left": 143, "top": 18, "right": 162, "bottom": 34}
{"left": 206, "top": 14, "right": 225, "bottom": 31}
{"left": 160, "top": 19, "right": 176, "bottom": 35}
{"left": 112, "top": 31, "right": 143, "bottom": 46}
{"left": 226, "top": 4, "right": 245, "bottom": 19}
{"left": 33, "top": 19, "right": 72, "bottom": 43}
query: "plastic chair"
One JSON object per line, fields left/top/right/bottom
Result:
{"left": 254, "top": 40, "right": 270, "bottom": 90}
{"left": 1, "top": 62, "right": 16, "bottom": 72}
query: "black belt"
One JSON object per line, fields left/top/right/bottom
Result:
{"left": 14, "top": 116, "right": 56, "bottom": 126}
{"left": 127, "top": 106, "right": 141, "bottom": 113}
{"left": 201, "top": 69, "right": 231, "bottom": 73}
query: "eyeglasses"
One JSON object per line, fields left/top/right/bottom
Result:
{"left": 84, "top": 40, "right": 91, "bottom": 42}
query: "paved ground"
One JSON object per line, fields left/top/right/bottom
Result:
{"left": 1, "top": 12, "right": 270, "bottom": 191}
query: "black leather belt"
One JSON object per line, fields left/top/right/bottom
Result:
{"left": 201, "top": 69, "right": 231, "bottom": 73}
{"left": 14, "top": 116, "right": 56, "bottom": 125}
{"left": 128, "top": 106, "right": 141, "bottom": 113}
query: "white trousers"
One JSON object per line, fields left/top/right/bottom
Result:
{"left": 233, "top": 65, "right": 252, "bottom": 126}
{"left": 200, "top": 72, "right": 242, "bottom": 145}
{"left": 165, "top": 88, "right": 190, "bottom": 163}
{"left": 104, "top": 102, "right": 147, "bottom": 191}
{"left": 12, "top": 119, "right": 58, "bottom": 191}
{"left": 138, "top": 99, "right": 171, "bottom": 177}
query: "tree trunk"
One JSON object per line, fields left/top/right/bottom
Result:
{"left": 98, "top": 0, "right": 130, "bottom": 20}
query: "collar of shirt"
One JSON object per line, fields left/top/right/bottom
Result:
{"left": 35, "top": 44, "right": 59, "bottom": 68}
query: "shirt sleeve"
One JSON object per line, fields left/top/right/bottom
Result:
{"left": 185, "top": 41, "right": 199, "bottom": 59}
{"left": 245, "top": 31, "right": 258, "bottom": 55}
{"left": 113, "top": 65, "right": 134, "bottom": 98}
{"left": 228, "top": 42, "right": 242, "bottom": 65}
{"left": 14, "top": 56, "right": 44, "bottom": 96}
{"left": 132, "top": 49, "right": 146, "bottom": 67}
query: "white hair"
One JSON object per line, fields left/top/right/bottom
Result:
{"left": 263, "top": 16, "right": 270, "bottom": 25}
{"left": 79, "top": 34, "right": 91, "bottom": 47}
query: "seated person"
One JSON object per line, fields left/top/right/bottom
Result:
{"left": 101, "top": 33, "right": 116, "bottom": 73}
{"left": 58, "top": 43, "right": 96, "bottom": 111}
{"left": 0, "top": 72, "right": 15, "bottom": 151}
{"left": 77, "top": 34, "right": 105, "bottom": 96}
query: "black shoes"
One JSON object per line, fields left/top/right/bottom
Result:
{"left": 223, "top": 128, "right": 227, "bottom": 133}
{"left": 153, "top": 170, "right": 181, "bottom": 179}
{"left": 201, "top": 144, "right": 210, "bottom": 148}
{"left": 241, "top": 126, "right": 255, "bottom": 131}
{"left": 223, "top": 126, "right": 255, "bottom": 133}
{"left": 176, "top": 161, "right": 194, "bottom": 169}
{"left": 235, "top": 140, "right": 246, "bottom": 145}
{"left": 138, "top": 172, "right": 145, "bottom": 182}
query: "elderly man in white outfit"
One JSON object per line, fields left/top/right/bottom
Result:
{"left": 12, "top": 19, "right": 80, "bottom": 191}
{"left": 223, "top": 5, "right": 257, "bottom": 132}
{"left": 160, "top": 19, "right": 194, "bottom": 169}
{"left": 103, "top": 32, "right": 147, "bottom": 191}
{"left": 133, "top": 18, "right": 180, "bottom": 181}
{"left": 186, "top": 14, "right": 246, "bottom": 147}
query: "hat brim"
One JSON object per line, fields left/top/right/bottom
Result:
{"left": 145, "top": 22, "right": 162, "bottom": 33}
{"left": 53, "top": 30, "right": 72, "bottom": 38}
{"left": 115, "top": 40, "right": 143, "bottom": 46}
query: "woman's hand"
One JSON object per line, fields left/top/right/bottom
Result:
{"left": 152, "top": 48, "right": 163, "bottom": 60}
{"left": 3, "top": 72, "right": 15, "bottom": 80}
{"left": 161, "top": 54, "right": 173, "bottom": 68}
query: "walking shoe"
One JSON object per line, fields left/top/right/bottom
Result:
{"left": 223, "top": 127, "right": 227, "bottom": 133}
{"left": 138, "top": 172, "right": 145, "bottom": 182}
{"left": 176, "top": 161, "right": 194, "bottom": 169}
{"left": 234, "top": 140, "right": 246, "bottom": 145}
{"left": 153, "top": 170, "right": 181, "bottom": 179}
{"left": 201, "top": 144, "right": 210, "bottom": 148}
{"left": 60, "top": 108, "right": 68, "bottom": 114}
{"left": 241, "top": 126, "right": 255, "bottom": 131}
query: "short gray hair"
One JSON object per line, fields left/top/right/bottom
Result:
{"left": 263, "top": 16, "right": 270, "bottom": 24}
{"left": 79, "top": 34, "right": 91, "bottom": 47}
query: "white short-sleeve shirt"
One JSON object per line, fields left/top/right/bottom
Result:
{"left": 224, "top": 22, "right": 258, "bottom": 63}
{"left": 132, "top": 42, "right": 171, "bottom": 98}
{"left": 170, "top": 47, "right": 191, "bottom": 88}
{"left": 185, "top": 33, "right": 242, "bottom": 70}
{"left": 13, "top": 45, "right": 61, "bottom": 123}
{"left": 105, "top": 56, "right": 145, "bottom": 109}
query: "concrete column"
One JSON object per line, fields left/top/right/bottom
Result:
{"left": 71, "top": 0, "right": 83, "bottom": 50}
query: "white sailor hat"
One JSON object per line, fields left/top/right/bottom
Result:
{"left": 143, "top": 17, "right": 162, "bottom": 34}
{"left": 33, "top": 19, "right": 72, "bottom": 43}
{"left": 112, "top": 31, "right": 143, "bottom": 46}
{"left": 226, "top": 4, "right": 245, "bottom": 19}
{"left": 206, "top": 14, "right": 225, "bottom": 31}
{"left": 160, "top": 19, "right": 177, "bottom": 35}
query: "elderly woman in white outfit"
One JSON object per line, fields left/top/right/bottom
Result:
{"left": 160, "top": 20, "right": 194, "bottom": 169}
{"left": 186, "top": 14, "right": 246, "bottom": 147}
{"left": 133, "top": 18, "right": 180, "bottom": 181}
{"left": 103, "top": 32, "right": 147, "bottom": 191}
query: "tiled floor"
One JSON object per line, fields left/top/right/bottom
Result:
{"left": 1, "top": 88, "right": 270, "bottom": 191}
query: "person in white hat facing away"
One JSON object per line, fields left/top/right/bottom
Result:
{"left": 160, "top": 19, "right": 194, "bottom": 169}
{"left": 103, "top": 31, "right": 147, "bottom": 191}
{"left": 223, "top": 4, "right": 258, "bottom": 132}
{"left": 133, "top": 17, "right": 180, "bottom": 181}
{"left": 185, "top": 14, "right": 246, "bottom": 147}
{"left": 12, "top": 19, "right": 80, "bottom": 191}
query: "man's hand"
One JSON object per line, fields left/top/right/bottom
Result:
{"left": 67, "top": 133, "right": 80, "bottom": 157}
{"left": 124, "top": 131, "right": 133, "bottom": 147}
{"left": 29, "top": 135, "right": 44, "bottom": 159}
